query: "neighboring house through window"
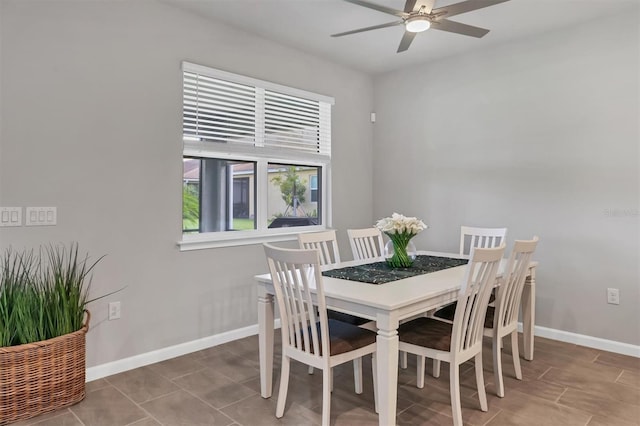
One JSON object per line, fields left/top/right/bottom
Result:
{"left": 310, "top": 174, "right": 318, "bottom": 203}
{"left": 179, "top": 62, "right": 333, "bottom": 250}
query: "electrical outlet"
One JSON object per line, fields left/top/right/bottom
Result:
{"left": 607, "top": 288, "right": 620, "bottom": 305}
{"left": 108, "top": 301, "right": 121, "bottom": 320}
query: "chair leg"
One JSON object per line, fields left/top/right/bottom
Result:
{"left": 511, "top": 331, "right": 523, "bottom": 380}
{"left": 322, "top": 368, "right": 332, "bottom": 426}
{"left": 450, "top": 363, "right": 463, "bottom": 426}
{"left": 416, "top": 355, "right": 425, "bottom": 389}
{"left": 493, "top": 334, "right": 505, "bottom": 398}
{"left": 353, "top": 358, "right": 363, "bottom": 394}
{"left": 475, "top": 353, "right": 488, "bottom": 411}
{"left": 433, "top": 358, "right": 441, "bottom": 378}
{"left": 276, "top": 356, "right": 290, "bottom": 418}
{"left": 372, "top": 354, "right": 378, "bottom": 414}
{"left": 330, "top": 367, "right": 334, "bottom": 392}
{"left": 400, "top": 350, "right": 408, "bottom": 369}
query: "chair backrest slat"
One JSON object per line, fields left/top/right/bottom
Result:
{"left": 298, "top": 230, "right": 341, "bottom": 266}
{"left": 460, "top": 226, "right": 508, "bottom": 257}
{"left": 347, "top": 228, "right": 385, "bottom": 261}
{"left": 264, "top": 244, "right": 330, "bottom": 361}
{"left": 495, "top": 237, "right": 539, "bottom": 329}
{"left": 452, "top": 245, "right": 505, "bottom": 354}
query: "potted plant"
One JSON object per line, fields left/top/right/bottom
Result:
{"left": 0, "top": 243, "right": 104, "bottom": 425}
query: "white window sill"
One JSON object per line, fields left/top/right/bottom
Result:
{"left": 177, "top": 226, "right": 327, "bottom": 251}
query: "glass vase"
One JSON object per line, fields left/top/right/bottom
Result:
{"left": 384, "top": 234, "right": 417, "bottom": 268}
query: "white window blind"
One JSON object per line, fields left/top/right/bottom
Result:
{"left": 182, "top": 62, "right": 333, "bottom": 157}
{"left": 183, "top": 72, "right": 256, "bottom": 144}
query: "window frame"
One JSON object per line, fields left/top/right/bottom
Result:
{"left": 178, "top": 62, "right": 334, "bottom": 251}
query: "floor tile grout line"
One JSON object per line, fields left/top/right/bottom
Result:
{"left": 176, "top": 376, "right": 259, "bottom": 416}
{"left": 554, "top": 386, "right": 569, "bottom": 403}
{"left": 68, "top": 407, "right": 86, "bottom": 426}
{"left": 123, "top": 414, "right": 163, "bottom": 426}
{"left": 584, "top": 414, "right": 594, "bottom": 426}
{"left": 553, "top": 397, "right": 609, "bottom": 425}
{"left": 102, "top": 376, "right": 170, "bottom": 426}
{"left": 481, "top": 408, "right": 502, "bottom": 426}
{"left": 167, "top": 365, "right": 211, "bottom": 382}
{"left": 536, "top": 365, "right": 553, "bottom": 380}
{"left": 195, "top": 351, "right": 262, "bottom": 384}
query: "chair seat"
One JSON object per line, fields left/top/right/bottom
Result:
{"left": 327, "top": 310, "right": 372, "bottom": 326}
{"left": 433, "top": 303, "right": 495, "bottom": 329}
{"left": 398, "top": 317, "right": 453, "bottom": 351}
{"left": 307, "top": 319, "right": 376, "bottom": 356}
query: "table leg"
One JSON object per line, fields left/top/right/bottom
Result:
{"left": 376, "top": 319, "right": 399, "bottom": 426}
{"left": 521, "top": 267, "right": 536, "bottom": 361}
{"left": 258, "top": 293, "right": 275, "bottom": 398}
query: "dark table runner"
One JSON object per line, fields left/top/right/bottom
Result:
{"left": 322, "top": 255, "right": 468, "bottom": 285}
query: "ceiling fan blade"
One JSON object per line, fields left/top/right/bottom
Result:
{"left": 397, "top": 31, "right": 417, "bottom": 53}
{"left": 404, "top": 0, "right": 417, "bottom": 12}
{"left": 343, "top": 0, "right": 406, "bottom": 18}
{"left": 431, "top": 18, "right": 490, "bottom": 38}
{"left": 407, "top": 0, "right": 436, "bottom": 13}
{"left": 332, "top": 20, "right": 404, "bottom": 37}
{"left": 432, "top": 0, "right": 510, "bottom": 19}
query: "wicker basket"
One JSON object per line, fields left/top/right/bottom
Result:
{"left": 0, "top": 311, "right": 90, "bottom": 425}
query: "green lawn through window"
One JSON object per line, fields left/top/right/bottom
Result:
{"left": 182, "top": 218, "right": 255, "bottom": 232}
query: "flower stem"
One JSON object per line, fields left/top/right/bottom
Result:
{"left": 386, "top": 232, "right": 415, "bottom": 268}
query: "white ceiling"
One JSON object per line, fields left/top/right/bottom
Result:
{"left": 164, "top": 0, "right": 639, "bottom": 74}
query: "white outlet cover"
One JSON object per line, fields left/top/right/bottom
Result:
{"left": 108, "top": 301, "right": 121, "bottom": 320}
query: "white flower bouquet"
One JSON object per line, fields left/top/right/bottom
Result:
{"left": 375, "top": 213, "right": 427, "bottom": 268}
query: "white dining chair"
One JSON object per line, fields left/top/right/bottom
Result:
{"left": 459, "top": 226, "right": 507, "bottom": 257}
{"left": 434, "top": 237, "right": 539, "bottom": 397}
{"left": 347, "top": 228, "right": 385, "bottom": 261}
{"left": 299, "top": 230, "right": 370, "bottom": 324}
{"left": 298, "top": 230, "right": 341, "bottom": 266}
{"left": 263, "top": 244, "right": 377, "bottom": 426}
{"left": 298, "top": 229, "right": 369, "bottom": 379}
{"left": 459, "top": 225, "right": 507, "bottom": 311}
{"left": 347, "top": 227, "right": 412, "bottom": 369}
{"left": 398, "top": 245, "right": 505, "bottom": 426}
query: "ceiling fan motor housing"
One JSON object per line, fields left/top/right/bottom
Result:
{"left": 405, "top": 15, "right": 431, "bottom": 33}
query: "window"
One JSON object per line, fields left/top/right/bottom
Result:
{"left": 268, "top": 164, "right": 320, "bottom": 228}
{"left": 182, "top": 158, "right": 256, "bottom": 233}
{"left": 180, "top": 62, "right": 334, "bottom": 250}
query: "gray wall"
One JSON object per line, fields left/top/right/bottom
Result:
{"left": 373, "top": 9, "right": 639, "bottom": 345}
{"left": 0, "top": 0, "right": 374, "bottom": 367}
{"left": 1, "top": 0, "right": 637, "bottom": 371}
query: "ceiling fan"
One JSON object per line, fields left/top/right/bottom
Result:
{"left": 332, "top": 0, "right": 510, "bottom": 53}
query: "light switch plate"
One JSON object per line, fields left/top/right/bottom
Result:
{"left": 25, "top": 207, "right": 56, "bottom": 226}
{"left": 0, "top": 207, "right": 22, "bottom": 227}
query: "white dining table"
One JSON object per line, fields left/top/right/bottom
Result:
{"left": 255, "top": 251, "right": 537, "bottom": 426}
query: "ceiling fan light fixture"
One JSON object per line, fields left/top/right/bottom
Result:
{"left": 405, "top": 16, "right": 431, "bottom": 33}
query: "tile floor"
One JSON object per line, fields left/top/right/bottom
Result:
{"left": 10, "top": 334, "right": 640, "bottom": 426}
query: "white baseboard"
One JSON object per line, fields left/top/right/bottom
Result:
{"left": 87, "top": 320, "right": 637, "bottom": 382}
{"left": 86, "top": 320, "right": 281, "bottom": 382}
{"left": 518, "top": 323, "right": 640, "bottom": 358}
